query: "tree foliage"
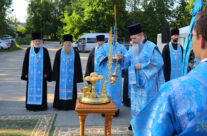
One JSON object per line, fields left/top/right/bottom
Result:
{"left": 25, "top": 0, "right": 71, "bottom": 39}
{"left": 24, "top": 0, "right": 196, "bottom": 42}
{"left": 0, "top": 0, "right": 12, "bottom": 36}
{"left": 171, "top": 0, "right": 192, "bottom": 28}
{"left": 141, "top": 0, "right": 174, "bottom": 42}
{"left": 61, "top": 11, "right": 83, "bottom": 40}
{"left": 61, "top": 0, "right": 127, "bottom": 41}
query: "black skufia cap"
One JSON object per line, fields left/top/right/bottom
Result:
{"left": 96, "top": 35, "right": 105, "bottom": 41}
{"left": 171, "top": 28, "right": 179, "bottom": 36}
{"left": 63, "top": 34, "right": 73, "bottom": 42}
{"left": 128, "top": 23, "right": 143, "bottom": 36}
{"left": 32, "top": 33, "right": 41, "bottom": 40}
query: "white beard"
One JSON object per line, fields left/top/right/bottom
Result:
{"left": 34, "top": 44, "right": 40, "bottom": 48}
{"left": 64, "top": 46, "right": 72, "bottom": 54}
{"left": 132, "top": 43, "right": 140, "bottom": 55}
{"left": 132, "top": 40, "right": 143, "bottom": 55}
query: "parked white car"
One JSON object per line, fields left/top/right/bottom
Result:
{"left": 73, "top": 33, "right": 109, "bottom": 51}
{"left": 0, "top": 40, "right": 9, "bottom": 49}
{"left": 0, "top": 35, "right": 16, "bottom": 48}
{"left": 4, "top": 39, "right": 16, "bottom": 47}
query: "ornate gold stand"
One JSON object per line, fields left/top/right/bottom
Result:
{"left": 79, "top": 72, "right": 111, "bottom": 104}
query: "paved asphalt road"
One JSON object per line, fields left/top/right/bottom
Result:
{"left": 0, "top": 41, "right": 130, "bottom": 127}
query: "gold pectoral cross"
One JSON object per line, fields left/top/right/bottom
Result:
{"left": 67, "top": 59, "right": 70, "bottom": 63}
{"left": 36, "top": 58, "right": 39, "bottom": 63}
{"left": 175, "top": 56, "right": 177, "bottom": 60}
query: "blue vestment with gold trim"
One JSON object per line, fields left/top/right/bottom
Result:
{"left": 131, "top": 61, "right": 207, "bottom": 136}
{"left": 121, "top": 40, "right": 164, "bottom": 120}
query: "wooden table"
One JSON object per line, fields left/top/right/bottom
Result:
{"left": 75, "top": 99, "right": 117, "bottom": 136}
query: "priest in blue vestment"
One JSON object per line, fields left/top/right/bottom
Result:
{"left": 118, "top": 23, "right": 165, "bottom": 130}
{"left": 97, "top": 33, "right": 127, "bottom": 117}
{"left": 21, "top": 32, "right": 52, "bottom": 111}
{"left": 162, "top": 28, "right": 183, "bottom": 82}
{"left": 85, "top": 35, "right": 106, "bottom": 95}
{"left": 52, "top": 34, "right": 83, "bottom": 110}
{"left": 131, "top": 15, "right": 207, "bottom": 136}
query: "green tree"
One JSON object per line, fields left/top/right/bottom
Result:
{"left": 186, "top": 0, "right": 195, "bottom": 13}
{"left": 25, "top": 0, "right": 71, "bottom": 40}
{"left": 61, "top": 0, "right": 128, "bottom": 41}
{"left": 25, "top": 0, "right": 45, "bottom": 34}
{"left": 126, "top": 0, "right": 141, "bottom": 12}
{"left": 61, "top": 11, "right": 83, "bottom": 40}
{"left": 137, "top": 0, "right": 174, "bottom": 42}
{"left": 171, "top": 0, "right": 191, "bottom": 28}
{"left": 0, "top": 0, "right": 12, "bottom": 36}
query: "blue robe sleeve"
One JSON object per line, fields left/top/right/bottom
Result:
{"left": 140, "top": 47, "right": 164, "bottom": 79}
{"left": 96, "top": 44, "right": 108, "bottom": 66}
{"left": 131, "top": 83, "right": 181, "bottom": 136}
{"left": 179, "top": 110, "right": 207, "bottom": 136}
{"left": 118, "top": 42, "right": 127, "bottom": 55}
{"left": 117, "top": 43, "right": 128, "bottom": 70}
{"left": 120, "top": 47, "right": 132, "bottom": 69}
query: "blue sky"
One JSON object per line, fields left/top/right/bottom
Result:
{"left": 11, "top": 0, "right": 28, "bottom": 23}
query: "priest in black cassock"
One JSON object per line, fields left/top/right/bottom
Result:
{"left": 21, "top": 32, "right": 52, "bottom": 111}
{"left": 162, "top": 28, "right": 183, "bottom": 82}
{"left": 52, "top": 34, "right": 83, "bottom": 110}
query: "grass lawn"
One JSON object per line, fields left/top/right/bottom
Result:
{"left": 0, "top": 119, "right": 38, "bottom": 136}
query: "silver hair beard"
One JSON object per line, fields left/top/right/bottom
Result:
{"left": 63, "top": 45, "right": 72, "bottom": 54}
{"left": 132, "top": 43, "right": 140, "bottom": 55}
{"left": 34, "top": 44, "right": 40, "bottom": 48}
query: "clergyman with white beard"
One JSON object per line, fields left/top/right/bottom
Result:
{"left": 21, "top": 32, "right": 52, "bottom": 111}
{"left": 117, "top": 23, "right": 165, "bottom": 131}
{"left": 52, "top": 34, "right": 83, "bottom": 110}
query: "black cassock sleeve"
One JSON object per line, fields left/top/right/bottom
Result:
{"left": 52, "top": 49, "right": 61, "bottom": 81}
{"left": 85, "top": 48, "right": 95, "bottom": 77}
{"left": 162, "top": 44, "right": 171, "bottom": 82}
{"left": 43, "top": 47, "right": 52, "bottom": 82}
{"left": 74, "top": 49, "right": 83, "bottom": 83}
{"left": 21, "top": 47, "right": 30, "bottom": 80}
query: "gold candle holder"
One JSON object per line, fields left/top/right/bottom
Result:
{"left": 79, "top": 72, "right": 111, "bottom": 104}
